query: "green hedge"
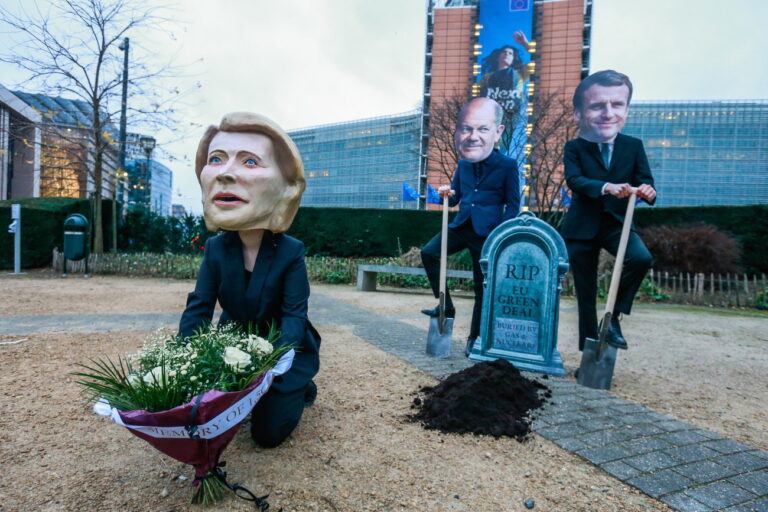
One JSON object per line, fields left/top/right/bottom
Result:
{"left": 4, "top": 199, "right": 767, "bottom": 274}
{"left": 0, "top": 197, "right": 117, "bottom": 269}
{"left": 289, "top": 205, "right": 768, "bottom": 273}
{"left": 288, "top": 207, "right": 452, "bottom": 257}
{"left": 634, "top": 204, "right": 768, "bottom": 274}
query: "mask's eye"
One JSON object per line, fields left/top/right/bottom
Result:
{"left": 208, "top": 155, "right": 222, "bottom": 164}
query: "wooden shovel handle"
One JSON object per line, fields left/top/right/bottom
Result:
{"left": 603, "top": 189, "right": 637, "bottom": 317}
{"left": 439, "top": 193, "right": 449, "bottom": 298}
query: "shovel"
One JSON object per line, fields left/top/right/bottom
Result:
{"left": 577, "top": 188, "right": 638, "bottom": 390}
{"left": 426, "top": 191, "right": 454, "bottom": 358}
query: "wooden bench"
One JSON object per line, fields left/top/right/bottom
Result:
{"left": 356, "top": 264, "right": 474, "bottom": 291}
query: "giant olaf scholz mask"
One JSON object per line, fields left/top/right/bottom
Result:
{"left": 195, "top": 112, "right": 305, "bottom": 232}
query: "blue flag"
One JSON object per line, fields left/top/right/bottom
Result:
{"left": 401, "top": 183, "right": 419, "bottom": 201}
{"left": 427, "top": 184, "right": 442, "bottom": 204}
{"left": 560, "top": 186, "right": 571, "bottom": 207}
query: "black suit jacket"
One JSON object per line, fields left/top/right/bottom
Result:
{"left": 448, "top": 149, "right": 521, "bottom": 237}
{"left": 179, "top": 230, "right": 320, "bottom": 394}
{"left": 561, "top": 133, "right": 655, "bottom": 240}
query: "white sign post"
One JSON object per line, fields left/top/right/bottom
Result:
{"left": 8, "top": 204, "right": 22, "bottom": 274}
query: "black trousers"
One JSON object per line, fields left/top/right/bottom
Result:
{"left": 249, "top": 382, "right": 310, "bottom": 448}
{"left": 420, "top": 221, "right": 486, "bottom": 340}
{"left": 565, "top": 217, "right": 653, "bottom": 351}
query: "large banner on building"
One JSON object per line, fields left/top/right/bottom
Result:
{"left": 475, "top": 0, "right": 534, "bottom": 171}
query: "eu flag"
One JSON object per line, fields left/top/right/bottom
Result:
{"left": 427, "top": 184, "right": 442, "bottom": 204}
{"left": 509, "top": 0, "right": 530, "bottom": 11}
{"left": 401, "top": 182, "right": 419, "bottom": 201}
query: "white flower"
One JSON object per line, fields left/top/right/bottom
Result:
{"left": 223, "top": 346, "right": 251, "bottom": 372}
{"left": 142, "top": 366, "right": 165, "bottom": 386}
{"left": 126, "top": 374, "right": 141, "bottom": 388}
{"left": 244, "top": 335, "right": 273, "bottom": 357}
{"left": 190, "top": 376, "right": 197, "bottom": 382}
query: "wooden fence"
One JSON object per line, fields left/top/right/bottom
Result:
{"left": 645, "top": 269, "right": 767, "bottom": 308}
{"left": 52, "top": 249, "right": 202, "bottom": 279}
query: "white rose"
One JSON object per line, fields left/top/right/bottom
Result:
{"left": 126, "top": 374, "right": 141, "bottom": 388}
{"left": 223, "top": 346, "right": 251, "bottom": 372}
{"left": 143, "top": 366, "right": 165, "bottom": 386}
{"left": 245, "top": 335, "right": 273, "bottom": 356}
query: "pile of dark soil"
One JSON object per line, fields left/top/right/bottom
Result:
{"left": 409, "top": 358, "right": 550, "bottom": 440}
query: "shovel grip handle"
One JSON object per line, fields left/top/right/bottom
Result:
{"left": 604, "top": 190, "right": 637, "bottom": 316}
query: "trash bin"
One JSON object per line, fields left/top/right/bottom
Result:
{"left": 63, "top": 214, "right": 89, "bottom": 260}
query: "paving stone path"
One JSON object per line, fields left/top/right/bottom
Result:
{"left": 2, "top": 293, "right": 767, "bottom": 511}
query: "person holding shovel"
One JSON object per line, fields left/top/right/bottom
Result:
{"left": 561, "top": 70, "right": 656, "bottom": 352}
{"left": 421, "top": 97, "right": 521, "bottom": 355}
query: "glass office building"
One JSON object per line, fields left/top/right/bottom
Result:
{"left": 126, "top": 158, "right": 173, "bottom": 215}
{"left": 288, "top": 111, "right": 422, "bottom": 209}
{"left": 623, "top": 100, "right": 768, "bottom": 207}
{"left": 11, "top": 90, "right": 119, "bottom": 199}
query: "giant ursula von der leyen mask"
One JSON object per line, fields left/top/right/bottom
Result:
{"left": 195, "top": 112, "right": 305, "bottom": 232}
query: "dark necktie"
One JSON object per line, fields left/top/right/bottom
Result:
{"left": 474, "top": 162, "right": 483, "bottom": 182}
{"left": 600, "top": 143, "right": 611, "bottom": 168}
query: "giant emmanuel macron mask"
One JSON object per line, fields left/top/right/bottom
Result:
{"left": 195, "top": 112, "right": 305, "bottom": 233}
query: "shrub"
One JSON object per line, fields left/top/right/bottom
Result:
{"left": 635, "top": 204, "right": 767, "bottom": 274}
{"left": 118, "top": 208, "right": 214, "bottom": 254}
{"left": 756, "top": 288, "right": 768, "bottom": 311}
{"left": 401, "top": 247, "right": 422, "bottom": 267}
{"left": 640, "top": 222, "right": 741, "bottom": 274}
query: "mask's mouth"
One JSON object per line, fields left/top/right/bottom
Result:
{"left": 212, "top": 192, "right": 246, "bottom": 205}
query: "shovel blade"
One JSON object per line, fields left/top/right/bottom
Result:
{"left": 426, "top": 316, "right": 453, "bottom": 358}
{"left": 577, "top": 337, "right": 617, "bottom": 390}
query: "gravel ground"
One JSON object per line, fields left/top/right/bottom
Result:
{"left": 324, "top": 284, "right": 768, "bottom": 451}
{"left": 1, "top": 272, "right": 765, "bottom": 511}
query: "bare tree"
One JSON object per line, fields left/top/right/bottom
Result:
{"left": 506, "top": 90, "right": 578, "bottom": 228}
{"left": 0, "top": 0, "right": 185, "bottom": 253}
{"left": 423, "top": 90, "right": 465, "bottom": 182}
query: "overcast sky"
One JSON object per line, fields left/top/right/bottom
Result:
{"left": 2, "top": 0, "right": 766, "bottom": 213}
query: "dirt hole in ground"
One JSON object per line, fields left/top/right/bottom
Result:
{"left": 408, "top": 358, "right": 551, "bottom": 441}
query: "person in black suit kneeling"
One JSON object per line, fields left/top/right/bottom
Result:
{"left": 562, "top": 70, "right": 656, "bottom": 352}
{"left": 179, "top": 112, "right": 320, "bottom": 448}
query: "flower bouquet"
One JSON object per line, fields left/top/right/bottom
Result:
{"left": 74, "top": 324, "right": 293, "bottom": 506}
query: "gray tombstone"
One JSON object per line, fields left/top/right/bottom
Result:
{"left": 468, "top": 212, "right": 569, "bottom": 376}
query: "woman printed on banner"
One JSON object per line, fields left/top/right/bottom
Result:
{"left": 477, "top": 30, "right": 533, "bottom": 115}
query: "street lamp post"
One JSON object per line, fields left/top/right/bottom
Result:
{"left": 113, "top": 36, "right": 129, "bottom": 252}
{"left": 140, "top": 135, "right": 156, "bottom": 211}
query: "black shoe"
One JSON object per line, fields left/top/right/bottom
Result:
{"left": 464, "top": 337, "right": 476, "bottom": 358}
{"left": 420, "top": 305, "right": 455, "bottom": 318}
{"left": 304, "top": 380, "right": 318, "bottom": 407}
{"left": 574, "top": 368, "right": 580, "bottom": 379}
{"left": 605, "top": 316, "right": 628, "bottom": 350}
